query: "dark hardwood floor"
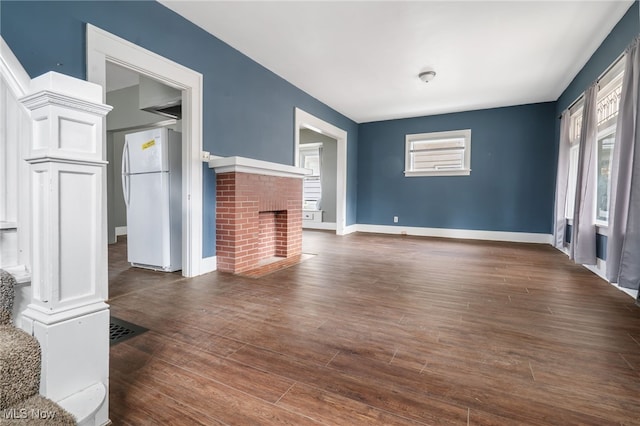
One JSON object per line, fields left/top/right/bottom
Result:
{"left": 108, "top": 231, "right": 640, "bottom": 425}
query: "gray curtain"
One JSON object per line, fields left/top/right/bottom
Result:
{"left": 553, "top": 111, "right": 571, "bottom": 249}
{"left": 570, "top": 84, "right": 598, "bottom": 265}
{"left": 607, "top": 38, "right": 640, "bottom": 298}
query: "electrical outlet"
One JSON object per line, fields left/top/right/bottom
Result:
{"left": 393, "top": 216, "right": 398, "bottom": 223}
{"left": 200, "top": 151, "right": 211, "bottom": 162}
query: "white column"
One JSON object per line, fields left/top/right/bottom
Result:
{"left": 19, "top": 72, "right": 112, "bottom": 425}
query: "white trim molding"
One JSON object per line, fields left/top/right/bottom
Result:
{"left": 303, "top": 222, "right": 337, "bottom": 231}
{"left": 554, "top": 245, "right": 637, "bottom": 300}
{"left": 0, "top": 36, "right": 30, "bottom": 96}
{"left": 611, "top": 281, "right": 639, "bottom": 299}
{"left": 355, "top": 224, "right": 553, "bottom": 244}
{"left": 342, "top": 224, "right": 358, "bottom": 235}
{"left": 294, "top": 108, "right": 348, "bottom": 236}
{"left": 584, "top": 257, "right": 608, "bottom": 282}
{"left": 86, "top": 24, "right": 204, "bottom": 277}
{"left": 209, "top": 156, "right": 309, "bottom": 178}
{"left": 580, "top": 255, "right": 638, "bottom": 299}
{"left": 405, "top": 129, "right": 472, "bottom": 177}
{"left": 200, "top": 256, "right": 217, "bottom": 274}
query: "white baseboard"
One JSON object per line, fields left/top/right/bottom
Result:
{"left": 115, "top": 226, "right": 127, "bottom": 236}
{"left": 611, "top": 282, "right": 639, "bottom": 299}
{"left": 303, "top": 222, "right": 336, "bottom": 231}
{"left": 584, "top": 258, "right": 607, "bottom": 281}
{"left": 584, "top": 259, "right": 638, "bottom": 298}
{"left": 200, "top": 255, "right": 217, "bottom": 274}
{"left": 354, "top": 224, "right": 553, "bottom": 244}
{"left": 342, "top": 224, "right": 358, "bottom": 235}
{"left": 555, "top": 245, "right": 637, "bottom": 300}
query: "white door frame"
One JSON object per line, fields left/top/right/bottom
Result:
{"left": 294, "top": 108, "right": 348, "bottom": 235}
{"left": 87, "top": 24, "right": 204, "bottom": 277}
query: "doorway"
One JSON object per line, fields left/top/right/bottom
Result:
{"left": 104, "top": 63, "right": 181, "bottom": 248}
{"left": 299, "top": 129, "right": 338, "bottom": 230}
{"left": 87, "top": 24, "right": 205, "bottom": 277}
{"left": 294, "top": 108, "right": 348, "bottom": 235}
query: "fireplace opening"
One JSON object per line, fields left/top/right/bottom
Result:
{"left": 258, "top": 210, "right": 288, "bottom": 265}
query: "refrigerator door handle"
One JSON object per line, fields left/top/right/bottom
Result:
{"left": 122, "top": 140, "right": 131, "bottom": 208}
{"left": 122, "top": 140, "right": 130, "bottom": 175}
{"left": 122, "top": 174, "right": 131, "bottom": 208}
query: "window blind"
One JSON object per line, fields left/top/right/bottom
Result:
{"left": 410, "top": 138, "right": 465, "bottom": 171}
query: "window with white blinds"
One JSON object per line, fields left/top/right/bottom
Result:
{"left": 404, "top": 129, "right": 471, "bottom": 177}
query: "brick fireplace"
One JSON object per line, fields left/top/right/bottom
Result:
{"left": 209, "top": 157, "right": 308, "bottom": 275}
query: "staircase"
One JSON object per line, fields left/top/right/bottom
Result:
{"left": 0, "top": 270, "right": 75, "bottom": 425}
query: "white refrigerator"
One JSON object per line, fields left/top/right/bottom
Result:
{"left": 122, "top": 128, "right": 182, "bottom": 272}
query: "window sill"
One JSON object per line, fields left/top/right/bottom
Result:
{"left": 596, "top": 224, "right": 608, "bottom": 236}
{"left": 404, "top": 169, "right": 471, "bottom": 177}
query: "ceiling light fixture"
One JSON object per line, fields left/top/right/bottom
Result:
{"left": 419, "top": 70, "right": 436, "bottom": 83}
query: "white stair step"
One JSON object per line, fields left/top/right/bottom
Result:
{"left": 56, "top": 382, "right": 106, "bottom": 425}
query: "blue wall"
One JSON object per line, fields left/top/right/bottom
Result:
{"left": 357, "top": 102, "right": 557, "bottom": 233}
{"left": 0, "top": 0, "right": 359, "bottom": 257}
{"left": 2, "top": 0, "right": 638, "bottom": 256}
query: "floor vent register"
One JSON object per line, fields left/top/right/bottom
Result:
{"left": 109, "top": 316, "right": 148, "bottom": 346}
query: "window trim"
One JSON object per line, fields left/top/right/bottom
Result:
{"left": 404, "top": 129, "right": 471, "bottom": 177}
{"left": 569, "top": 105, "right": 583, "bottom": 145}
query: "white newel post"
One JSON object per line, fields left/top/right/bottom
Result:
{"left": 19, "top": 72, "right": 112, "bottom": 425}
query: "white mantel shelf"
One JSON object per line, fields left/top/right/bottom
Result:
{"left": 209, "top": 156, "right": 310, "bottom": 179}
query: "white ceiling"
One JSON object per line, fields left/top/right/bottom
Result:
{"left": 158, "top": 0, "right": 633, "bottom": 123}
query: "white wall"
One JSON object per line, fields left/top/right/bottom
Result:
{"left": 0, "top": 53, "right": 30, "bottom": 272}
{"left": 0, "top": 75, "right": 18, "bottom": 267}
